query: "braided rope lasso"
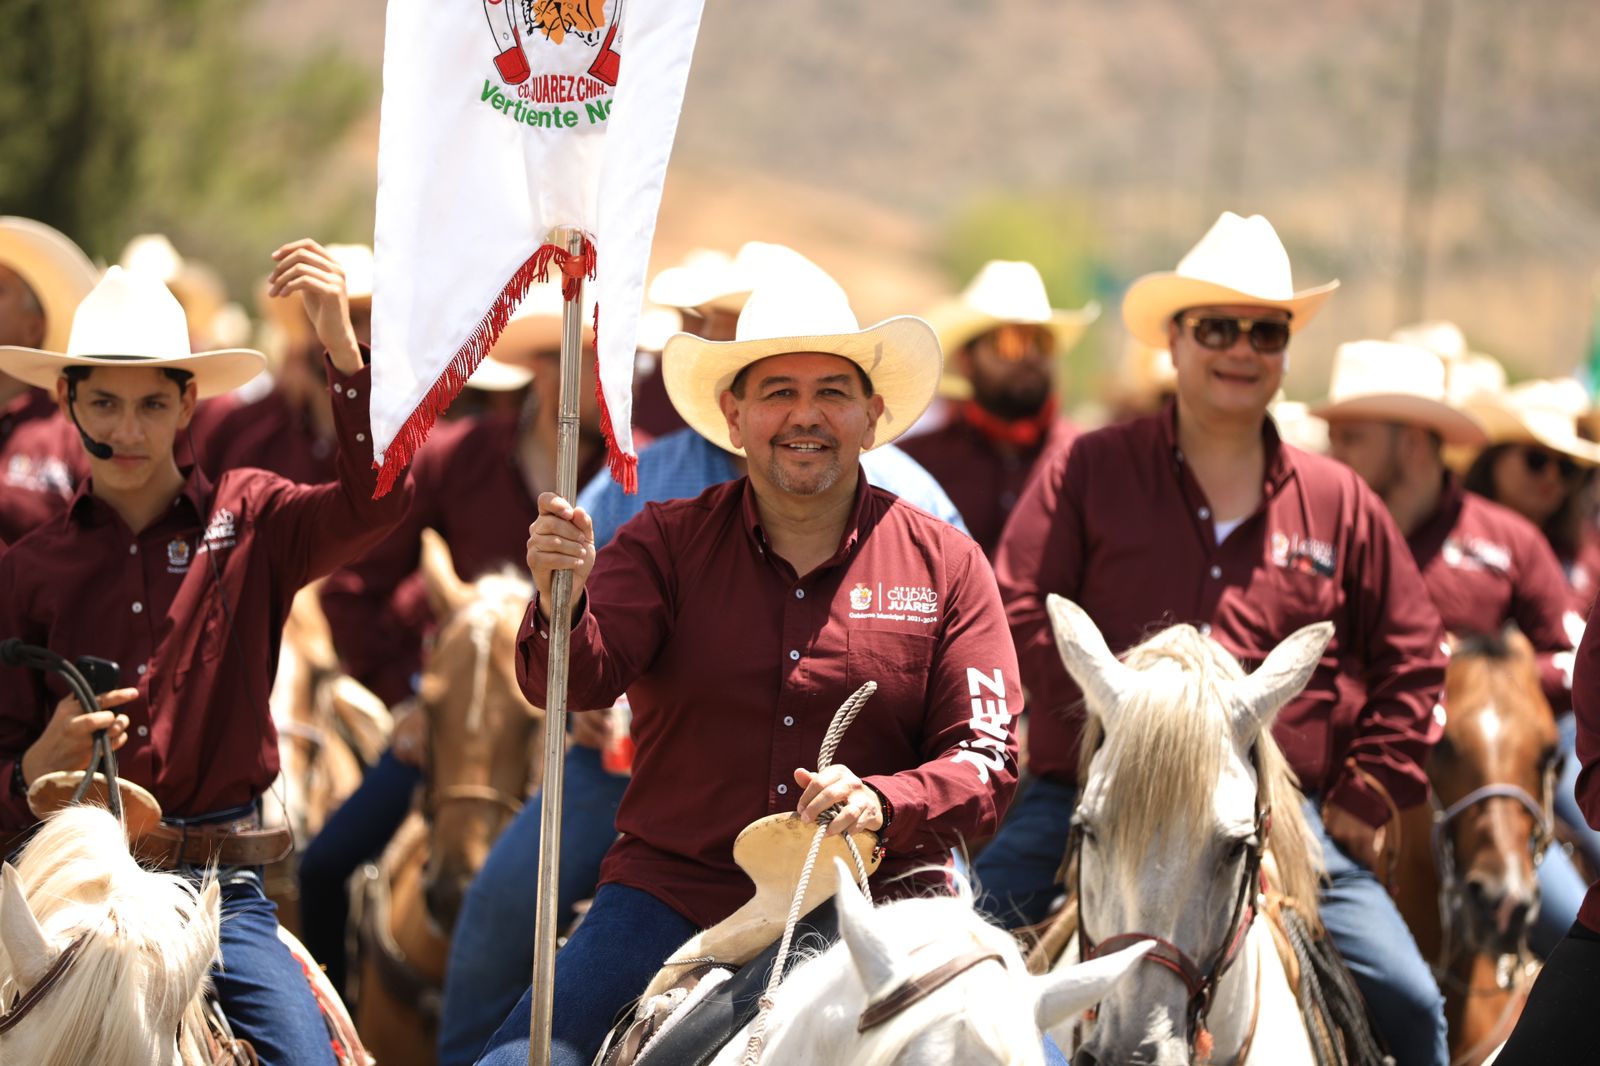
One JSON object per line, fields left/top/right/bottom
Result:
{"left": 738, "top": 681, "right": 878, "bottom": 1065}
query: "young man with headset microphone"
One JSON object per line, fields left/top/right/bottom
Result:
{"left": 0, "top": 239, "right": 409, "bottom": 1066}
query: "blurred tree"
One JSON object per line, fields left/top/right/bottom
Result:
{"left": 0, "top": 0, "right": 369, "bottom": 294}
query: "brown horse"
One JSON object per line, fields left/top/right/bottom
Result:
{"left": 264, "top": 584, "right": 392, "bottom": 936}
{"left": 355, "top": 531, "right": 545, "bottom": 1066}
{"left": 1394, "top": 630, "right": 1559, "bottom": 1066}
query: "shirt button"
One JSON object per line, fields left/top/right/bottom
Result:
{"left": 129, "top": 544, "right": 138, "bottom": 555}
{"left": 795, "top": 589, "right": 805, "bottom": 599}
{"left": 136, "top": 664, "right": 148, "bottom": 676}
{"left": 1209, "top": 565, "right": 1222, "bottom": 579}
{"left": 346, "top": 387, "right": 358, "bottom": 399}
{"left": 1198, "top": 507, "right": 1211, "bottom": 520}
{"left": 789, "top": 650, "right": 800, "bottom": 661}
{"left": 356, "top": 432, "right": 366, "bottom": 443}
{"left": 776, "top": 784, "right": 788, "bottom": 796}
{"left": 136, "top": 725, "right": 149, "bottom": 738}
{"left": 132, "top": 601, "right": 143, "bottom": 614}
{"left": 783, "top": 716, "right": 794, "bottom": 727}
{"left": 1200, "top": 624, "right": 1213, "bottom": 637}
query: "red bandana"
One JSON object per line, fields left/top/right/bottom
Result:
{"left": 960, "top": 395, "right": 1058, "bottom": 451}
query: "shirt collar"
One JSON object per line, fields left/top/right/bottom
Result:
{"left": 1159, "top": 399, "right": 1296, "bottom": 493}
{"left": 2, "top": 387, "right": 57, "bottom": 424}
{"left": 740, "top": 467, "right": 873, "bottom": 573}
{"left": 69, "top": 464, "right": 214, "bottom": 528}
{"left": 1407, "top": 471, "right": 1466, "bottom": 557}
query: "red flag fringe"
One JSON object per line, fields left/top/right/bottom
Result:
{"left": 374, "top": 235, "right": 622, "bottom": 498}
{"left": 591, "top": 301, "right": 639, "bottom": 493}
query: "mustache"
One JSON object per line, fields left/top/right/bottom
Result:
{"left": 771, "top": 427, "right": 839, "bottom": 448}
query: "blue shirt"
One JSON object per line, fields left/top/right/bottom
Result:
{"left": 577, "top": 427, "right": 968, "bottom": 550}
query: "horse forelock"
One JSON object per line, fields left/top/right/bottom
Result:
{"left": 3, "top": 808, "right": 218, "bottom": 1066}
{"left": 1074, "top": 624, "right": 1323, "bottom": 928}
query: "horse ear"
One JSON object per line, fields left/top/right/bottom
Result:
{"left": 833, "top": 858, "right": 897, "bottom": 996}
{"left": 420, "top": 527, "right": 474, "bottom": 620}
{"left": 1033, "top": 940, "right": 1153, "bottom": 1031}
{"left": 1229, "top": 621, "right": 1334, "bottom": 735}
{"left": 1046, "top": 595, "right": 1136, "bottom": 720}
{"left": 0, "top": 862, "right": 54, "bottom": 988}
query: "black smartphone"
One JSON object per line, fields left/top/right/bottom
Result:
{"left": 74, "top": 655, "right": 122, "bottom": 696}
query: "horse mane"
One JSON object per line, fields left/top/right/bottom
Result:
{"left": 1, "top": 806, "right": 218, "bottom": 1066}
{"left": 1076, "top": 623, "right": 1322, "bottom": 929}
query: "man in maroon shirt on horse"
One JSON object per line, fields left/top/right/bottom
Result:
{"left": 986, "top": 212, "right": 1450, "bottom": 1064}
{"left": 0, "top": 240, "right": 408, "bottom": 1066}
{"left": 472, "top": 265, "right": 1023, "bottom": 1066}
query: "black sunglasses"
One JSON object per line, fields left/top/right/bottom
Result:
{"left": 1180, "top": 314, "right": 1292, "bottom": 355}
{"left": 1519, "top": 446, "right": 1582, "bottom": 481}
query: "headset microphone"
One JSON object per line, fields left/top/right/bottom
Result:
{"left": 65, "top": 377, "right": 114, "bottom": 460}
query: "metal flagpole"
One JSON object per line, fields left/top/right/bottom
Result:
{"left": 530, "top": 226, "right": 587, "bottom": 1066}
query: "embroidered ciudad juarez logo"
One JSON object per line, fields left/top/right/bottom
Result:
{"left": 479, "top": 0, "right": 622, "bottom": 130}
{"left": 849, "top": 583, "right": 872, "bottom": 611}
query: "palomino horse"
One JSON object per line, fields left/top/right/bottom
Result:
{"left": 1041, "top": 596, "right": 1334, "bottom": 1066}
{"left": 0, "top": 807, "right": 221, "bottom": 1066}
{"left": 355, "top": 530, "right": 545, "bottom": 1066}
{"left": 1394, "top": 631, "right": 1558, "bottom": 1066}
{"left": 265, "top": 583, "right": 392, "bottom": 934}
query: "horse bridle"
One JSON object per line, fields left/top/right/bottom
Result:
{"left": 0, "top": 925, "right": 95, "bottom": 1034}
{"left": 857, "top": 947, "right": 1007, "bottom": 1032}
{"left": 1070, "top": 747, "right": 1270, "bottom": 1053}
{"left": 421, "top": 606, "right": 527, "bottom": 825}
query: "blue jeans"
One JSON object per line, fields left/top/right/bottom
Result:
{"left": 209, "top": 873, "right": 339, "bottom": 1066}
{"left": 974, "top": 776, "right": 1078, "bottom": 929}
{"left": 1556, "top": 712, "right": 1600, "bottom": 870}
{"left": 298, "top": 748, "right": 422, "bottom": 996}
{"left": 473, "top": 882, "right": 697, "bottom": 1066}
{"left": 1304, "top": 796, "right": 1447, "bottom": 1066}
{"left": 1533, "top": 832, "right": 1588, "bottom": 957}
{"left": 440, "top": 744, "right": 629, "bottom": 1066}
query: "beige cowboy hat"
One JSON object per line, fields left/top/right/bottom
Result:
{"left": 1467, "top": 379, "right": 1600, "bottom": 466}
{"left": 926, "top": 260, "right": 1099, "bottom": 401}
{"left": 661, "top": 262, "right": 941, "bottom": 455}
{"left": 326, "top": 243, "right": 374, "bottom": 306}
{"left": 0, "top": 266, "right": 265, "bottom": 398}
{"left": 1122, "top": 212, "right": 1340, "bottom": 349}
{"left": 466, "top": 356, "right": 535, "bottom": 392}
{"left": 647, "top": 248, "right": 752, "bottom": 314}
{"left": 0, "top": 217, "right": 100, "bottom": 354}
{"left": 1310, "top": 340, "right": 1486, "bottom": 445}
{"left": 487, "top": 281, "right": 595, "bottom": 369}
{"left": 1389, "top": 320, "right": 1509, "bottom": 406}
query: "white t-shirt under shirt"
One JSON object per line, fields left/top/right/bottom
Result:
{"left": 1214, "top": 517, "right": 1245, "bottom": 544}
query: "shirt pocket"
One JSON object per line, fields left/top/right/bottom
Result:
{"left": 171, "top": 586, "right": 227, "bottom": 691}
{"left": 845, "top": 629, "right": 937, "bottom": 754}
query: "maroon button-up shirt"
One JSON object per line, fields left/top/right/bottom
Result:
{"left": 995, "top": 404, "right": 1446, "bottom": 827}
{"left": 900, "top": 412, "right": 1077, "bottom": 559}
{"left": 1569, "top": 594, "right": 1600, "bottom": 929}
{"left": 516, "top": 474, "right": 1021, "bottom": 929}
{"left": 1407, "top": 476, "right": 1576, "bottom": 712}
{"left": 0, "top": 389, "right": 87, "bottom": 545}
{"left": 0, "top": 359, "right": 408, "bottom": 828}
{"left": 1563, "top": 528, "right": 1600, "bottom": 619}
{"left": 321, "top": 412, "right": 602, "bottom": 705}
{"left": 200, "top": 386, "right": 338, "bottom": 486}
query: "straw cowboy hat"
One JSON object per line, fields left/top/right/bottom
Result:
{"left": 1310, "top": 339, "right": 1486, "bottom": 446}
{"left": 1467, "top": 379, "right": 1600, "bottom": 466}
{"left": 661, "top": 263, "right": 940, "bottom": 455}
{"left": 1122, "top": 212, "right": 1340, "bottom": 349}
{"left": 0, "top": 217, "right": 100, "bottom": 354}
{"left": 648, "top": 248, "right": 752, "bottom": 313}
{"left": 466, "top": 356, "right": 534, "bottom": 392}
{"left": 1389, "top": 320, "right": 1508, "bottom": 406}
{"left": 120, "top": 233, "right": 255, "bottom": 349}
{"left": 487, "top": 281, "right": 595, "bottom": 369}
{"left": 925, "top": 260, "right": 1099, "bottom": 400}
{"left": 0, "top": 266, "right": 264, "bottom": 399}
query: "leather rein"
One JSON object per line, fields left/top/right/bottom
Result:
{"left": 1071, "top": 746, "right": 1270, "bottom": 1056}
{"left": 0, "top": 925, "right": 95, "bottom": 1034}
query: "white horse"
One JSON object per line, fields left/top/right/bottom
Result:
{"left": 0, "top": 806, "right": 221, "bottom": 1066}
{"left": 1046, "top": 595, "right": 1332, "bottom": 1066}
{"left": 631, "top": 859, "right": 1150, "bottom": 1065}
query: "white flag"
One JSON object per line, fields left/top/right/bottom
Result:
{"left": 369, "top": 0, "right": 707, "bottom": 495}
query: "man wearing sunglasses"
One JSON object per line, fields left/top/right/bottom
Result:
{"left": 902, "top": 260, "right": 1098, "bottom": 557}
{"left": 988, "top": 212, "right": 1449, "bottom": 1065}
{"left": 1315, "top": 339, "right": 1588, "bottom": 959}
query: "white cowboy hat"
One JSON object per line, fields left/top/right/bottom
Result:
{"left": 1309, "top": 340, "right": 1486, "bottom": 445}
{"left": 1121, "top": 212, "right": 1340, "bottom": 349}
{"left": 488, "top": 281, "right": 594, "bottom": 368}
{"left": 0, "top": 217, "right": 100, "bottom": 354}
{"left": 926, "top": 260, "right": 1100, "bottom": 358}
{"left": 1388, "top": 320, "right": 1508, "bottom": 406}
{"left": 466, "top": 356, "right": 534, "bottom": 392}
{"left": 647, "top": 248, "right": 751, "bottom": 313}
{"left": 1468, "top": 379, "right": 1600, "bottom": 466}
{"left": 661, "top": 264, "right": 940, "bottom": 455}
{"left": 0, "top": 266, "right": 265, "bottom": 398}
{"left": 326, "top": 243, "right": 374, "bottom": 306}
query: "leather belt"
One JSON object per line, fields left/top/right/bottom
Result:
{"left": 135, "top": 814, "right": 293, "bottom": 870}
